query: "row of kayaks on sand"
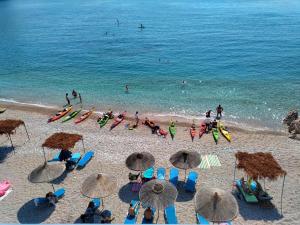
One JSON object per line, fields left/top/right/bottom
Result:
{"left": 47, "top": 106, "right": 231, "bottom": 143}
{"left": 47, "top": 105, "right": 94, "bottom": 124}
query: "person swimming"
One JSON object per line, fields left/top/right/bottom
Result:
{"left": 72, "top": 90, "right": 78, "bottom": 98}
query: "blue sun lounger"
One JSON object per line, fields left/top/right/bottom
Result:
{"left": 164, "top": 205, "right": 178, "bottom": 224}
{"left": 157, "top": 167, "right": 166, "bottom": 180}
{"left": 34, "top": 188, "right": 65, "bottom": 206}
{"left": 69, "top": 152, "right": 81, "bottom": 164}
{"left": 124, "top": 200, "right": 140, "bottom": 224}
{"left": 77, "top": 151, "right": 94, "bottom": 168}
{"left": 196, "top": 213, "right": 209, "bottom": 224}
{"left": 142, "top": 208, "right": 156, "bottom": 224}
{"left": 92, "top": 198, "right": 101, "bottom": 209}
{"left": 169, "top": 168, "right": 179, "bottom": 186}
{"left": 48, "top": 152, "right": 60, "bottom": 162}
{"left": 185, "top": 171, "right": 198, "bottom": 192}
{"left": 143, "top": 167, "right": 154, "bottom": 179}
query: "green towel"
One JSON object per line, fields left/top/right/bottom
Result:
{"left": 198, "top": 155, "right": 221, "bottom": 169}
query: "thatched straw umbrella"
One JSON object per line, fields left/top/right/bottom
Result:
{"left": 81, "top": 173, "right": 117, "bottom": 207}
{"left": 126, "top": 152, "right": 155, "bottom": 171}
{"left": 28, "top": 161, "right": 65, "bottom": 191}
{"left": 139, "top": 179, "right": 178, "bottom": 223}
{"left": 195, "top": 187, "right": 238, "bottom": 223}
{"left": 169, "top": 150, "right": 201, "bottom": 180}
{"left": 0, "top": 119, "right": 30, "bottom": 153}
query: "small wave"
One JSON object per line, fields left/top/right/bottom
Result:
{"left": 0, "top": 98, "right": 57, "bottom": 109}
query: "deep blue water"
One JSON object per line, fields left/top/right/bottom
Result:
{"left": 0, "top": 0, "right": 300, "bottom": 129}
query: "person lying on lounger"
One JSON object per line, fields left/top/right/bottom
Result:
{"left": 144, "top": 207, "right": 154, "bottom": 222}
{"left": 45, "top": 192, "right": 58, "bottom": 206}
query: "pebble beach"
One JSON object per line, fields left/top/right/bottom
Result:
{"left": 1, "top": 104, "right": 300, "bottom": 224}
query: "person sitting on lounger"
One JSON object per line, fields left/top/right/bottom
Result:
{"left": 81, "top": 201, "right": 97, "bottom": 223}
{"left": 128, "top": 203, "right": 138, "bottom": 218}
{"left": 241, "top": 177, "right": 251, "bottom": 194}
{"left": 100, "top": 210, "right": 115, "bottom": 224}
{"left": 144, "top": 207, "right": 154, "bottom": 222}
{"left": 45, "top": 192, "right": 58, "bottom": 206}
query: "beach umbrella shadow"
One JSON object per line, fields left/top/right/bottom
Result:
{"left": 234, "top": 194, "right": 282, "bottom": 221}
{"left": 118, "top": 182, "right": 139, "bottom": 204}
{"left": 17, "top": 199, "right": 55, "bottom": 224}
{"left": 175, "top": 181, "right": 196, "bottom": 202}
{"left": 50, "top": 170, "right": 68, "bottom": 185}
{"left": 0, "top": 146, "right": 14, "bottom": 163}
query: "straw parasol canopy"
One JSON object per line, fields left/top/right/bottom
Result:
{"left": 139, "top": 179, "right": 178, "bottom": 210}
{"left": 28, "top": 161, "right": 65, "bottom": 183}
{"left": 81, "top": 173, "right": 117, "bottom": 198}
{"left": 169, "top": 150, "right": 201, "bottom": 170}
{"left": 235, "top": 152, "right": 286, "bottom": 180}
{"left": 126, "top": 152, "right": 155, "bottom": 171}
{"left": 195, "top": 188, "right": 238, "bottom": 223}
{"left": 42, "top": 132, "right": 83, "bottom": 150}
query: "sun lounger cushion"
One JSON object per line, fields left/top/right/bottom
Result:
{"left": 34, "top": 188, "right": 65, "bottom": 206}
{"left": 164, "top": 205, "right": 178, "bottom": 224}
{"left": 196, "top": 213, "right": 209, "bottom": 224}
{"left": 92, "top": 198, "right": 101, "bottom": 209}
{"left": 54, "top": 188, "right": 65, "bottom": 198}
{"left": 143, "top": 167, "right": 154, "bottom": 179}
{"left": 69, "top": 152, "right": 81, "bottom": 163}
{"left": 185, "top": 171, "right": 198, "bottom": 192}
{"left": 77, "top": 151, "right": 94, "bottom": 168}
{"left": 157, "top": 168, "right": 166, "bottom": 180}
{"left": 169, "top": 168, "right": 179, "bottom": 186}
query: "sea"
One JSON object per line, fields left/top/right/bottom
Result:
{"left": 0, "top": 0, "right": 300, "bottom": 131}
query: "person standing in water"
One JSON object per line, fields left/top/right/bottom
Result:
{"left": 72, "top": 89, "right": 78, "bottom": 98}
{"left": 206, "top": 110, "right": 212, "bottom": 118}
{"left": 125, "top": 85, "right": 129, "bottom": 93}
{"left": 79, "top": 93, "right": 82, "bottom": 106}
{"left": 216, "top": 104, "right": 224, "bottom": 118}
{"left": 134, "top": 111, "right": 139, "bottom": 127}
{"left": 66, "top": 93, "right": 70, "bottom": 106}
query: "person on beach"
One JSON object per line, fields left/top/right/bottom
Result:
{"left": 144, "top": 207, "right": 154, "bottom": 222}
{"left": 66, "top": 93, "right": 70, "bottom": 106}
{"left": 204, "top": 118, "right": 211, "bottom": 133}
{"left": 81, "top": 201, "right": 97, "bottom": 223}
{"left": 128, "top": 203, "right": 138, "bottom": 218}
{"left": 72, "top": 89, "right": 78, "bottom": 98}
{"left": 45, "top": 192, "right": 58, "bottom": 206}
{"left": 216, "top": 104, "right": 223, "bottom": 118}
{"left": 212, "top": 119, "right": 218, "bottom": 129}
{"left": 206, "top": 110, "right": 212, "bottom": 118}
{"left": 134, "top": 111, "right": 139, "bottom": 128}
{"left": 79, "top": 93, "right": 82, "bottom": 105}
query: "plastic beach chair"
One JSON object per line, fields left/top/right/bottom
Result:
{"left": 196, "top": 213, "right": 209, "bottom": 224}
{"left": 142, "top": 208, "right": 156, "bottom": 224}
{"left": 124, "top": 200, "right": 140, "bottom": 224}
{"left": 34, "top": 188, "right": 65, "bottom": 207}
{"left": 164, "top": 205, "right": 178, "bottom": 224}
{"left": 184, "top": 171, "right": 198, "bottom": 192}
{"left": 169, "top": 168, "right": 179, "bottom": 186}
{"left": 77, "top": 151, "right": 94, "bottom": 168}
{"left": 69, "top": 152, "right": 81, "bottom": 164}
{"left": 143, "top": 167, "right": 154, "bottom": 179}
{"left": 157, "top": 167, "right": 166, "bottom": 180}
{"left": 92, "top": 198, "right": 101, "bottom": 209}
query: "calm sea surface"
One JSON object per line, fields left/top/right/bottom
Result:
{"left": 1, "top": 0, "right": 300, "bottom": 129}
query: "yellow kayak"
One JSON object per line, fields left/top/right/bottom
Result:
{"left": 218, "top": 122, "right": 231, "bottom": 142}
{"left": 0, "top": 107, "right": 6, "bottom": 114}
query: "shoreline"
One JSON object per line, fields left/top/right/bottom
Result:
{"left": 0, "top": 100, "right": 287, "bottom": 136}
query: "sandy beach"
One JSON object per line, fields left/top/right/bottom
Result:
{"left": 0, "top": 104, "right": 300, "bottom": 224}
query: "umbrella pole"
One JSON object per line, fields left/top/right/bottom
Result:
{"left": 23, "top": 124, "right": 30, "bottom": 140}
{"left": 42, "top": 147, "right": 47, "bottom": 163}
{"left": 51, "top": 183, "right": 56, "bottom": 192}
{"left": 81, "top": 139, "right": 85, "bottom": 153}
{"left": 156, "top": 208, "right": 160, "bottom": 224}
{"left": 8, "top": 134, "right": 15, "bottom": 154}
{"left": 280, "top": 174, "right": 286, "bottom": 216}
{"left": 184, "top": 169, "right": 187, "bottom": 182}
{"left": 232, "top": 158, "right": 237, "bottom": 191}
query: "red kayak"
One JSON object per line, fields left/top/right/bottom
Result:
{"left": 158, "top": 128, "right": 168, "bottom": 138}
{"left": 199, "top": 121, "right": 206, "bottom": 138}
{"left": 190, "top": 124, "right": 196, "bottom": 142}
{"left": 74, "top": 108, "right": 94, "bottom": 124}
{"left": 110, "top": 111, "right": 126, "bottom": 130}
{"left": 48, "top": 106, "right": 72, "bottom": 123}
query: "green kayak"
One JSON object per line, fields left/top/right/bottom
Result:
{"left": 98, "top": 114, "right": 110, "bottom": 128}
{"left": 62, "top": 109, "right": 82, "bottom": 123}
{"left": 212, "top": 128, "right": 219, "bottom": 144}
{"left": 169, "top": 122, "right": 176, "bottom": 140}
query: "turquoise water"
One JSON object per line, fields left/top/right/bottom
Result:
{"left": 0, "top": 0, "right": 300, "bottom": 129}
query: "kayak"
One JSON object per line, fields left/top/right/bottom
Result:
{"left": 199, "top": 121, "right": 206, "bottom": 138}
{"left": 212, "top": 128, "right": 219, "bottom": 144}
{"left": 190, "top": 125, "right": 196, "bottom": 142}
{"left": 0, "top": 107, "right": 6, "bottom": 114}
{"left": 48, "top": 106, "right": 72, "bottom": 123}
{"left": 98, "top": 114, "right": 110, "bottom": 128}
{"left": 62, "top": 108, "right": 82, "bottom": 123}
{"left": 218, "top": 122, "right": 231, "bottom": 142}
{"left": 110, "top": 111, "right": 126, "bottom": 130}
{"left": 169, "top": 122, "right": 176, "bottom": 140}
{"left": 75, "top": 108, "right": 94, "bottom": 124}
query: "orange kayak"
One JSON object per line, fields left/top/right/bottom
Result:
{"left": 75, "top": 109, "right": 94, "bottom": 124}
{"left": 48, "top": 106, "right": 72, "bottom": 123}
